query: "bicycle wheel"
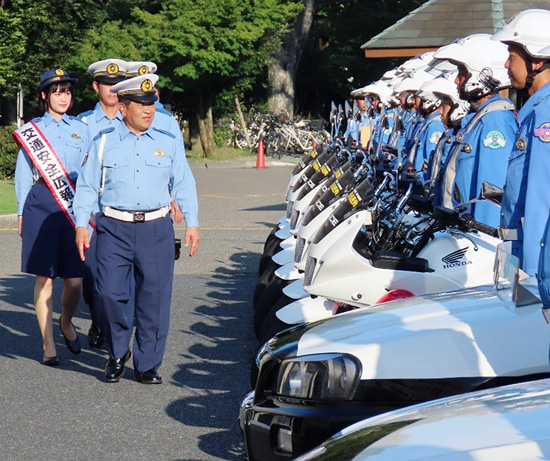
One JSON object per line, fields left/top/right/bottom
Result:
{"left": 235, "top": 131, "right": 248, "bottom": 149}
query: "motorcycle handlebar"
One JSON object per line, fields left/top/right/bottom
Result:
{"left": 459, "top": 214, "right": 498, "bottom": 238}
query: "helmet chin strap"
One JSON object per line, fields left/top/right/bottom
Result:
{"left": 524, "top": 58, "right": 550, "bottom": 91}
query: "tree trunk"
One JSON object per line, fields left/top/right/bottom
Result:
{"left": 195, "top": 87, "right": 216, "bottom": 158}
{"left": 268, "top": 0, "right": 316, "bottom": 117}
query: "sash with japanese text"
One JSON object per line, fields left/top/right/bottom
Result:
{"left": 13, "top": 120, "right": 79, "bottom": 227}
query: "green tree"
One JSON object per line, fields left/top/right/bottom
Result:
{"left": 129, "top": 0, "right": 301, "bottom": 157}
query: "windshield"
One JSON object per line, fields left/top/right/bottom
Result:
{"left": 311, "top": 176, "right": 373, "bottom": 244}
{"left": 301, "top": 165, "right": 354, "bottom": 226}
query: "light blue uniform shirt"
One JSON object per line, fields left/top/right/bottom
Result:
{"left": 78, "top": 102, "right": 123, "bottom": 138}
{"left": 15, "top": 112, "right": 90, "bottom": 215}
{"left": 73, "top": 121, "right": 198, "bottom": 229}
{"left": 452, "top": 95, "right": 517, "bottom": 227}
{"left": 502, "top": 81, "right": 550, "bottom": 275}
{"left": 411, "top": 111, "right": 444, "bottom": 174}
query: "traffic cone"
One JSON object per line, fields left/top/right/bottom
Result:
{"left": 255, "top": 139, "right": 266, "bottom": 169}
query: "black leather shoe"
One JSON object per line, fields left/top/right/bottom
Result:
{"left": 134, "top": 369, "right": 162, "bottom": 385}
{"left": 41, "top": 355, "right": 60, "bottom": 367}
{"left": 105, "top": 350, "right": 131, "bottom": 383}
{"left": 87, "top": 324, "right": 104, "bottom": 349}
{"left": 59, "top": 315, "right": 81, "bottom": 354}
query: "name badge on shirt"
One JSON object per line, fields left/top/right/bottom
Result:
{"left": 153, "top": 149, "right": 165, "bottom": 157}
{"left": 72, "top": 133, "right": 81, "bottom": 140}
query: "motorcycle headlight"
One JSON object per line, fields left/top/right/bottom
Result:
{"left": 276, "top": 353, "right": 361, "bottom": 401}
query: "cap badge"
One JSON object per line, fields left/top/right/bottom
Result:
{"left": 141, "top": 79, "right": 153, "bottom": 92}
{"left": 107, "top": 63, "right": 119, "bottom": 75}
{"left": 55, "top": 69, "right": 64, "bottom": 76}
{"left": 138, "top": 65, "right": 149, "bottom": 75}
{"left": 153, "top": 149, "right": 165, "bottom": 157}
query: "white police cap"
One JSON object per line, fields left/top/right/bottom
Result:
{"left": 111, "top": 73, "right": 159, "bottom": 103}
{"left": 88, "top": 59, "right": 127, "bottom": 84}
{"left": 125, "top": 61, "right": 158, "bottom": 77}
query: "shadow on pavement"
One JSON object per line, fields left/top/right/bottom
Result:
{"left": 166, "top": 250, "right": 260, "bottom": 461}
{"left": 0, "top": 274, "right": 107, "bottom": 376}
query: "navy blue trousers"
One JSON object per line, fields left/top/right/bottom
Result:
{"left": 95, "top": 213, "right": 175, "bottom": 372}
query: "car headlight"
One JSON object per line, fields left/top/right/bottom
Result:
{"left": 276, "top": 353, "right": 361, "bottom": 401}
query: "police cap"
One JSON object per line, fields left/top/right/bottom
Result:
{"left": 88, "top": 59, "right": 127, "bottom": 84}
{"left": 125, "top": 61, "right": 157, "bottom": 77}
{"left": 37, "top": 69, "right": 78, "bottom": 93}
{"left": 111, "top": 73, "right": 159, "bottom": 103}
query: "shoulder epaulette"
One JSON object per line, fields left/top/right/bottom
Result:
{"left": 93, "top": 127, "right": 115, "bottom": 141}
{"left": 155, "top": 106, "right": 173, "bottom": 117}
{"left": 152, "top": 127, "right": 176, "bottom": 139}
{"left": 68, "top": 115, "right": 88, "bottom": 125}
{"left": 77, "top": 110, "right": 93, "bottom": 121}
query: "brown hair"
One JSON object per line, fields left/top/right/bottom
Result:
{"left": 38, "top": 82, "right": 75, "bottom": 113}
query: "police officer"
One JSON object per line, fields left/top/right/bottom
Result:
{"left": 491, "top": 9, "right": 550, "bottom": 276}
{"left": 78, "top": 58, "right": 128, "bottom": 349}
{"left": 434, "top": 34, "right": 517, "bottom": 227}
{"left": 14, "top": 69, "right": 90, "bottom": 365}
{"left": 126, "top": 61, "right": 186, "bottom": 223}
{"left": 73, "top": 74, "right": 200, "bottom": 384}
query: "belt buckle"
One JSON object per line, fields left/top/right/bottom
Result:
{"left": 133, "top": 212, "right": 145, "bottom": 222}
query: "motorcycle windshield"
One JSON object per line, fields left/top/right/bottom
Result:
{"left": 311, "top": 176, "right": 374, "bottom": 244}
{"left": 301, "top": 165, "right": 354, "bottom": 227}
{"left": 291, "top": 151, "right": 330, "bottom": 192}
{"left": 291, "top": 147, "right": 323, "bottom": 175}
{"left": 295, "top": 154, "right": 341, "bottom": 201}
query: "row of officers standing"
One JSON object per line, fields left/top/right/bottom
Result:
{"left": 342, "top": 8, "right": 550, "bottom": 306}
{"left": 14, "top": 58, "right": 199, "bottom": 384}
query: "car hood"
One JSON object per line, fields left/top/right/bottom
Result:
{"left": 275, "top": 285, "right": 550, "bottom": 380}
{"left": 298, "top": 378, "right": 550, "bottom": 461}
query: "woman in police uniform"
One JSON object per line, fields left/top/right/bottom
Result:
{"left": 14, "top": 69, "right": 90, "bottom": 366}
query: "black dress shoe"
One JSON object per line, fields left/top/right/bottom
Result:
{"left": 87, "top": 324, "right": 104, "bottom": 349}
{"left": 105, "top": 350, "right": 131, "bottom": 383}
{"left": 41, "top": 355, "right": 60, "bottom": 367}
{"left": 134, "top": 369, "right": 162, "bottom": 385}
{"left": 59, "top": 315, "right": 81, "bottom": 354}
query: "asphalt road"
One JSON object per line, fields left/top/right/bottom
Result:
{"left": 0, "top": 157, "right": 295, "bottom": 461}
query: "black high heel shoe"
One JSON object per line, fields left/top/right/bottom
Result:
{"left": 41, "top": 354, "right": 60, "bottom": 366}
{"left": 59, "top": 315, "right": 81, "bottom": 354}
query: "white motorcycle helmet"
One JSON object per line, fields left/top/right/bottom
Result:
{"left": 420, "top": 73, "right": 470, "bottom": 126}
{"left": 492, "top": 9, "right": 550, "bottom": 89}
{"left": 434, "top": 33, "right": 511, "bottom": 101}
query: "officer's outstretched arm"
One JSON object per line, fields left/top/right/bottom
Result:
{"left": 75, "top": 226, "right": 90, "bottom": 261}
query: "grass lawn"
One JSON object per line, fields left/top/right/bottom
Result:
{"left": 0, "top": 179, "right": 16, "bottom": 215}
{"left": 186, "top": 145, "right": 256, "bottom": 162}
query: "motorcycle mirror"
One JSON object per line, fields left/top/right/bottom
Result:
{"left": 345, "top": 100, "right": 353, "bottom": 118}
{"left": 480, "top": 182, "right": 503, "bottom": 205}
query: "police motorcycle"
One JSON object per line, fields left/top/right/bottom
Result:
{"left": 240, "top": 240, "right": 550, "bottom": 461}
{"left": 255, "top": 81, "right": 397, "bottom": 308}
{"left": 258, "top": 103, "right": 346, "bottom": 273}
{"left": 255, "top": 100, "right": 369, "bottom": 300}
{"left": 255, "top": 76, "right": 493, "bottom": 342}
{"left": 254, "top": 141, "right": 370, "bottom": 324}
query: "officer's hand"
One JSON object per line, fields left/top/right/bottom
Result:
{"left": 170, "top": 199, "right": 184, "bottom": 224}
{"left": 185, "top": 226, "right": 200, "bottom": 257}
{"left": 18, "top": 215, "right": 23, "bottom": 237}
{"left": 75, "top": 227, "right": 90, "bottom": 261}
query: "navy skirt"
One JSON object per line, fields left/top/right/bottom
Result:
{"left": 21, "top": 181, "right": 84, "bottom": 278}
